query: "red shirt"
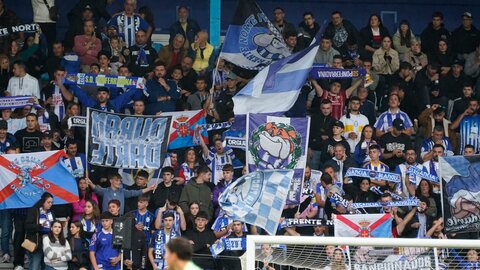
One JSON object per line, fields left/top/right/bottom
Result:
{"left": 321, "top": 90, "right": 347, "bottom": 120}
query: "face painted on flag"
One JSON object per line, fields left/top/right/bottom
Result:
{"left": 250, "top": 122, "right": 301, "bottom": 169}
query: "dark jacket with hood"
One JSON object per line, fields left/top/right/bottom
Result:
{"left": 420, "top": 23, "right": 451, "bottom": 56}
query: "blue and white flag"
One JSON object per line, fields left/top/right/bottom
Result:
{"left": 440, "top": 155, "right": 480, "bottom": 234}
{"left": 64, "top": 73, "right": 146, "bottom": 89}
{"left": 0, "top": 96, "right": 42, "bottom": 110}
{"left": 345, "top": 168, "right": 401, "bottom": 183}
{"left": 334, "top": 213, "right": 393, "bottom": 238}
{"left": 220, "top": 0, "right": 290, "bottom": 69}
{"left": 247, "top": 114, "right": 310, "bottom": 205}
{"left": 219, "top": 170, "right": 294, "bottom": 235}
{"left": 310, "top": 66, "right": 367, "bottom": 79}
{"left": 86, "top": 108, "right": 171, "bottom": 169}
{"left": 232, "top": 24, "right": 325, "bottom": 115}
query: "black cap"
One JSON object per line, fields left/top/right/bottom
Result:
{"left": 462, "top": 12, "right": 473, "bottom": 19}
{"left": 42, "top": 130, "right": 53, "bottom": 139}
{"left": 83, "top": 4, "right": 93, "bottom": 11}
{"left": 392, "top": 118, "right": 405, "bottom": 130}
{"left": 0, "top": 120, "right": 7, "bottom": 130}
{"left": 333, "top": 120, "right": 344, "bottom": 129}
{"left": 452, "top": 58, "right": 464, "bottom": 67}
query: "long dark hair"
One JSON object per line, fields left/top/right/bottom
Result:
{"left": 69, "top": 221, "right": 85, "bottom": 251}
{"left": 33, "top": 192, "right": 53, "bottom": 209}
{"left": 415, "top": 179, "right": 435, "bottom": 198}
{"left": 48, "top": 220, "right": 66, "bottom": 245}
{"left": 357, "top": 125, "right": 375, "bottom": 146}
{"left": 77, "top": 177, "right": 93, "bottom": 201}
{"left": 366, "top": 14, "right": 383, "bottom": 28}
{"left": 398, "top": 20, "right": 412, "bottom": 47}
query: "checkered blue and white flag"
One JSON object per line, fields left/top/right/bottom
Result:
{"left": 218, "top": 170, "right": 294, "bottom": 235}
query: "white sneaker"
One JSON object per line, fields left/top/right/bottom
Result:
{"left": 2, "top": 253, "right": 10, "bottom": 263}
{"left": 14, "top": 266, "right": 24, "bottom": 270}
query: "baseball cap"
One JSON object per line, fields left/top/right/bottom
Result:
{"left": 83, "top": 5, "right": 93, "bottom": 11}
{"left": 333, "top": 120, "right": 344, "bottom": 129}
{"left": 452, "top": 58, "right": 464, "bottom": 67}
{"left": 0, "top": 120, "right": 7, "bottom": 130}
{"left": 42, "top": 130, "right": 53, "bottom": 139}
{"left": 392, "top": 118, "right": 405, "bottom": 130}
{"left": 462, "top": 12, "right": 473, "bottom": 19}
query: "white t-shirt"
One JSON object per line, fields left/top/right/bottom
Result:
{"left": 31, "top": 0, "right": 55, "bottom": 23}
{"left": 340, "top": 113, "right": 369, "bottom": 153}
{"left": 7, "top": 74, "right": 41, "bottom": 98}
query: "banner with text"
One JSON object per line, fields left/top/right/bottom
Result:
{"left": 247, "top": 113, "right": 310, "bottom": 205}
{"left": 65, "top": 73, "right": 146, "bottom": 89}
{"left": 440, "top": 155, "right": 480, "bottom": 234}
{"left": 86, "top": 108, "right": 171, "bottom": 169}
{"left": 0, "top": 23, "right": 38, "bottom": 37}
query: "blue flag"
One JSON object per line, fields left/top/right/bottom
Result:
{"left": 220, "top": 0, "right": 290, "bottom": 70}
{"left": 0, "top": 151, "right": 79, "bottom": 209}
{"left": 232, "top": 24, "right": 325, "bottom": 115}
{"left": 219, "top": 170, "right": 294, "bottom": 235}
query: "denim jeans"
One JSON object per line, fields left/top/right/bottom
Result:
{"left": 28, "top": 248, "right": 45, "bottom": 270}
{"left": 0, "top": 209, "right": 11, "bottom": 255}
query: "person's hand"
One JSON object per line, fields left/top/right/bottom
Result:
{"left": 411, "top": 222, "right": 420, "bottom": 229}
{"left": 110, "top": 256, "right": 121, "bottom": 265}
{"left": 124, "top": 259, "right": 133, "bottom": 267}
{"left": 464, "top": 106, "right": 476, "bottom": 116}
{"left": 149, "top": 183, "right": 158, "bottom": 191}
{"left": 176, "top": 206, "right": 184, "bottom": 214}
{"left": 431, "top": 104, "right": 440, "bottom": 111}
{"left": 135, "top": 223, "right": 144, "bottom": 231}
{"left": 189, "top": 240, "right": 195, "bottom": 245}
{"left": 86, "top": 177, "right": 94, "bottom": 186}
{"left": 158, "top": 77, "right": 167, "bottom": 88}
{"left": 431, "top": 73, "right": 439, "bottom": 81}
{"left": 348, "top": 132, "right": 358, "bottom": 140}
{"left": 294, "top": 212, "right": 301, "bottom": 219}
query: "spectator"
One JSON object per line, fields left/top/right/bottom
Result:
{"left": 72, "top": 177, "right": 99, "bottom": 221}
{"left": 464, "top": 42, "right": 480, "bottom": 87}
{"left": 124, "top": 170, "right": 151, "bottom": 213}
{"left": 0, "top": 119, "right": 16, "bottom": 154}
{"left": 451, "top": 82, "right": 475, "bottom": 122}
{"left": 65, "top": 4, "right": 96, "bottom": 49}
{"left": 440, "top": 58, "right": 468, "bottom": 100}
{"left": 379, "top": 118, "right": 412, "bottom": 170}
{"left": 284, "top": 30, "right": 300, "bottom": 53}
{"left": 42, "top": 220, "right": 72, "bottom": 270}
{"left": 14, "top": 113, "right": 43, "bottom": 153}
{"left": 418, "top": 104, "right": 457, "bottom": 153}
{"left": 324, "top": 143, "right": 356, "bottom": 190}
{"left": 31, "top": 0, "right": 56, "bottom": 48}
{"left": 189, "top": 30, "right": 216, "bottom": 75}
{"left": 178, "top": 166, "right": 214, "bottom": 219}
{"left": 80, "top": 200, "right": 101, "bottom": 242}
{"left": 0, "top": 54, "right": 12, "bottom": 92}
{"left": 169, "top": 5, "right": 200, "bottom": 49}
{"left": 68, "top": 221, "right": 90, "bottom": 270}
{"left": 297, "top": 12, "right": 320, "bottom": 50}
{"left": 428, "top": 39, "right": 455, "bottom": 76}
{"left": 6, "top": 60, "right": 40, "bottom": 98}
{"left": 391, "top": 62, "right": 415, "bottom": 97}
{"left": 108, "top": 0, "right": 150, "bottom": 48}
{"left": 214, "top": 72, "right": 238, "bottom": 122}
{"left": 420, "top": 11, "right": 451, "bottom": 57}
{"left": 45, "top": 41, "right": 64, "bottom": 80}
{"left": 373, "top": 36, "right": 400, "bottom": 90}
{"left": 464, "top": 144, "right": 477, "bottom": 155}
{"left": 314, "top": 36, "right": 340, "bottom": 65}
{"left": 339, "top": 96, "right": 369, "bottom": 153}
{"left": 357, "top": 86, "right": 376, "bottom": 125}
{"left": 321, "top": 121, "right": 351, "bottom": 163}
{"left": 63, "top": 140, "right": 87, "bottom": 179}
{"left": 198, "top": 132, "right": 237, "bottom": 185}
{"left": 363, "top": 144, "right": 389, "bottom": 187}
{"left": 153, "top": 200, "right": 186, "bottom": 235}
{"left": 145, "top": 61, "right": 179, "bottom": 114}
{"left": 420, "top": 125, "right": 454, "bottom": 161}
{"left": 403, "top": 38, "right": 428, "bottom": 73}
{"left": 422, "top": 144, "right": 444, "bottom": 189}
{"left": 97, "top": 50, "right": 117, "bottom": 75}
{"left": 158, "top": 34, "right": 187, "bottom": 71}
{"left": 212, "top": 164, "right": 235, "bottom": 217}
{"left": 25, "top": 192, "right": 55, "bottom": 270}
{"left": 353, "top": 125, "right": 377, "bottom": 165}
{"left": 67, "top": 0, "right": 111, "bottom": 28}
{"left": 325, "top": 11, "right": 359, "bottom": 55}
{"left": 272, "top": 7, "right": 296, "bottom": 36}
{"left": 0, "top": 0, "right": 21, "bottom": 51}
{"left": 414, "top": 63, "right": 441, "bottom": 110}
{"left": 149, "top": 212, "right": 179, "bottom": 270}
{"left": 395, "top": 148, "right": 424, "bottom": 196}
{"left": 374, "top": 93, "right": 413, "bottom": 137}
{"left": 179, "top": 55, "right": 198, "bottom": 94}
{"left": 359, "top": 14, "right": 390, "bottom": 57}
{"left": 451, "top": 12, "right": 480, "bottom": 60}
{"left": 310, "top": 77, "right": 363, "bottom": 120}
{"left": 125, "top": 29, "right": 157, "bottom": 77}
{"left": 150, "top": 166, "right": 183, "bottom": 211}
{"left": 451, "top": 97, "right": 480, "bottom": 153}
{"left": 87, "top": 173, "right": 156, "bottom": 215}
{"left": 308, "top": 99, "right": 335, "bottom": 170}
{"left": 74, "top": 19, "right": 101, "bottom": 72}
{"left": 184, "top": 210, "right": 217, "bottom": 269}
{"left": 138, "top": 5, "right": 155, "bottom": 42}
{"left": 187, "top": 76, "right": 209, "bottom": 110}
{"left": 177, "top": 148, "right": 199, "bottom": 185}
{"left": 89, "top": 211, "right": 120, "bottom": 270}
{"left": 393, "top": 20, "right": 415, "bottom": 61}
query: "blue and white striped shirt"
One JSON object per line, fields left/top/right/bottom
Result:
{"left": 204, "top": 147, "right": 236, "bottom": 185}
{"left": 420, "top": 137, "right": 454, "bottom": 159}
{"left": 374, "top": 109, "right": 413, "bottom": 133}
{"left": 108, "top": 13, "right": 149, "bottom": 48}
{"left": 460, "top": 115, "right": 480, "bottom": 154}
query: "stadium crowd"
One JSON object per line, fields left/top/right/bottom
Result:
{"left": 0, "top": 0, "right": 480, "bottom": 269}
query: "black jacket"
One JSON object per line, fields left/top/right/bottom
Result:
{"left": 25, "top": 207, "right": 56, "bottom": 249}
{"left": 122, "top": 228, "right": 147, "bottom": 270}
{"left": 420, "top": 23, "right": 451, "bottom": 56}
{"left": 126, "top": 44, "right": 157, "bottom": 77}
{"left": 359, "top": 25, "right": 390, "bottom": 57}
{"left": 451, "top": 25, "right": 480, "bottom": 55}
{"left": 184, "top": 228, "right": 217, "bottom": 268}
{"left": 324, "top": 19, "right": 359, "bottom": 54}
{"left": 169, "top": 18, "right": 201, "bottom": 45}
{"left": 309, "top": 112, "right": 335, "bottom": 151}
{"left": 150, "top": 181, "right": 183, "bottom": 212}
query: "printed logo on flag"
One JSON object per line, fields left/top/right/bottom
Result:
{"left": 12, "top": 156, "right": 50, "bottom": 195}
{"left": 249, "top": 122, "right": 302, "bottom": 169}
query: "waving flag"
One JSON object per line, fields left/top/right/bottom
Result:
{"left": 334, "top": 214, "right": 392, "bottom": 238}
{"left": 161, "top": 110, "right": 208, "bottom": 150}
{"left": 440, "top": 155, "right": 480, "bottom": 233}
{"left": 0, "top": 150, "right": 79, "bottom": 209}
{"left": 233, "top": 24, "right": 325, "bottom": 115}
{"left": 220, "top": 0, "right": 290, "bottom": 69}
{"left": 219, "top": 170, "right": 294, "bottom": 235}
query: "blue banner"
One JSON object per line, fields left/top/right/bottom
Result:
{"left": 310, "top": 66, "right": 367, "bottom": 79}
{"left": 407, "top": 166, "right": 439, "bottom": 183}
{"left": 64, "top": 73, "right": 146, "bottom": 89}
{"left": 86, "top": 108, "right": 171, "bottom": 169}
{"left": 345, "top": 168, "right": 401, "bottom": 183}
{"left": 247, "top": 114, "right": 310, "bottom": 205}
{"left": 0, "top": 96, "right": 43, "bottom": 109}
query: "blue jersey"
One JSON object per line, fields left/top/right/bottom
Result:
{"left": 460, "top": 115, "right": 480, "bottom": 154}
{"left": 89, "top": 229, "right": 120, "bottom": 270}
{"left": 374, "top": 109, "right": 413, "bottom": 133}
{"left": 63, "top": 154, "right": 87, "bottom": 179}
{"left": 131, "top": 209, "right": 154, "bottom": 241}
{"left": 0, "top": 133, "right": 16, "bottom": 154}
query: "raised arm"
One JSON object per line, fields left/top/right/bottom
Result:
{"left": 345, "top": 78, "right": 363, "bottom": 98}
{"left": 195, "top": 125, "right": 209, "bottom": 158}
{"left": 310, "top": 78, "right": 324, "bottom": 98}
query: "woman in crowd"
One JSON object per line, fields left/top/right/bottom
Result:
{"left": 0, "top": 54, "right": 12, "bottom": 91}
{"left": 185, "top": 201, "right": 200, "bottom": 231}
{"left": 68, "top": 221, "right": 90, "bottom": 270}
{"left": 354, "top": 178, "right": 378, "bottom": 213}
{"left": 177, "top": 147, "right": 199, "bottom": 185}
{"left": 25, "top": 192, "right": 55, "bottom": 270}
{"left": 72, "top": 177, "right": 99, "bottom": 221}
{"left": 354, "top": 125, "right": 377, "bottom": 165}
{"left": 359, "top": 14, "right": 390, "bottom": 57}
{"left": 393, "top": 20, "right": 415, "bottom": 60}
{"left": 80, "top": 200, "right": 101, "bottom": 241}
{"left": 429, "top": 39, "right": 456, "bottom": 76}
{"left": 43, "top": 220, "right": 72, "bottom": 270}
{"left": 373, "top": 36, "right": 400, "bottom": 93}
{"left": 403, "top": 38, "right": 428, "bottom": 74}
{"left": 407, "top": 179, "right": 441, "bottom": 218}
